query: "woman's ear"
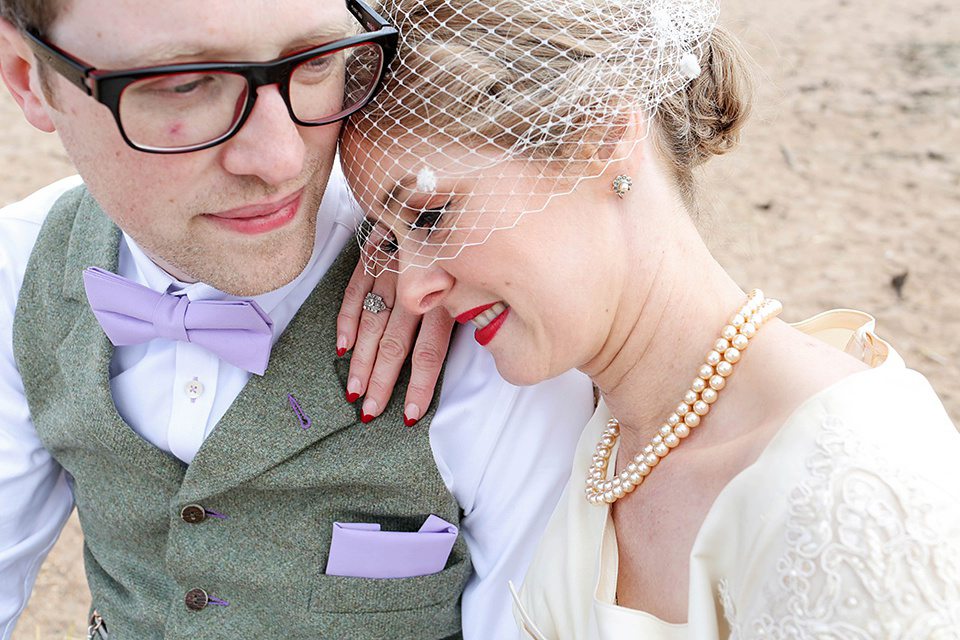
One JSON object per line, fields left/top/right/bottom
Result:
{"left": 0, "top": 17, "right": 57, "bottom": 133}
{"left": 593, "top": 109, "right": 651, "bottom": 166}
{"left": 592, "top": 109, "right": 650, "bottom": 182}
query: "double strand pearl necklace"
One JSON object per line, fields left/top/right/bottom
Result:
{"left": 585, "top": 290, "right": 783, "bottom": 506}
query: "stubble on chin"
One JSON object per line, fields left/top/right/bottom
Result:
{"left": 160, "top": 157, "right": 333, "bottom": 295}
{"left": 177, "top": 206, "right": 320, "bottom": 296}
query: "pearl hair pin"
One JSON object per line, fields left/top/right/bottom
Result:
{"left": 416, "top": 167, "right": 438, "bottom": 192}
{"left": 679, "top": 52, "right": 702, "bottom": 79}
{"left": 585, "top": 290, "right": 783, "bottom": 505}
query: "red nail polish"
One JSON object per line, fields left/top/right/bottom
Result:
{"left": 347, "top": 391, "right": 359, "bottom": 403}
{"left": 362, "top": 413, "right": 374, "bottom": 423}
{"left": 337, "top": 347, "right": 346, "bottom": 357}
{"left": 404, "top": 415, "right": 417, "bottom": 427}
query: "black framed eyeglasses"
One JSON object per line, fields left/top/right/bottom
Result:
{"left": 24, "top": 0, "right": 398, "bottom": 153}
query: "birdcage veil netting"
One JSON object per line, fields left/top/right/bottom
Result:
{"left": 343, "top": 0, "right": 719, "bottom": 274}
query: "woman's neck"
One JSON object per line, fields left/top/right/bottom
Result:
{"left": 580, "top": 224, "right": 753, "bottom": 452}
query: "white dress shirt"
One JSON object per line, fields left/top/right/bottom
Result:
{"left": 0, "top": 170, "right": 594, "bottom": 640}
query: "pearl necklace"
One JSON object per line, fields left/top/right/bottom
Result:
{"left": 585, "top": 290, "right": 782, "bottom": 505}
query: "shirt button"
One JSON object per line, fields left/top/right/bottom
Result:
{"left": 180, "top": 504, "right": 206, "bottom": 524}
{"left": 185, "top": 588, "right": 209, "bottom": 611}
{"left": 185, "top": 377, "right": 204, "bottom": 400}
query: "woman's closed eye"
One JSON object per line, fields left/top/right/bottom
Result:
{"left": 359, "top": 218, "right": 399, "bottom": 255}
{"left": 411, "top": 202, "right": 450, "bottom": 235}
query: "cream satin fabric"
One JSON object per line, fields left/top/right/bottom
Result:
{"left": 511, "top": 310, "right": 960, "bottom": 639}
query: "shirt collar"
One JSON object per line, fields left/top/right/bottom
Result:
{"left": 116, "top": 162, "right": 361, "bottom": 342}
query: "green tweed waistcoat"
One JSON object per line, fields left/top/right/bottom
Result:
{"left": 12, "top": 186, "right": 470, "bottom": 639}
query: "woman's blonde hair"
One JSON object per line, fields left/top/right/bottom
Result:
{"left": 344, "top": 0, "right": 753, "bottom": 272}
{"left": 351, "top": 0, "right": 753, "bottom": 200}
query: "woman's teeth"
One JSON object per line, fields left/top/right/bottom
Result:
{"left": 471, "top": 302, "right": 508, "bottom": 329}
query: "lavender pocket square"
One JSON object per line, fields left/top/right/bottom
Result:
{"left": 324, "top": 514, "right": 458, "bottom": 579}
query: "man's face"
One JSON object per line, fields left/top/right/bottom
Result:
{"left": 39, "top": 0, "right": 353, "bottom": 295}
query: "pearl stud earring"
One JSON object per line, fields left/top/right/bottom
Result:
{"left": 612, "top": 175, "right": 633, "bottom": 198}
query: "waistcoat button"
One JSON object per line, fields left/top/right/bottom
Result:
{"left": 185, "top": 588, "right": 209, "bottom": 611}
{"left": 180, "top": 504, "right": 206, "bottom": 523}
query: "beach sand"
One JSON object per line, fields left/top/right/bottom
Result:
{"left": 3, "top": 0, "right": 958, "bottom": 636}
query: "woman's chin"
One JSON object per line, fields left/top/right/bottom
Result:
{"left": 492, "top": 355, "right": 554, "bottom": 388}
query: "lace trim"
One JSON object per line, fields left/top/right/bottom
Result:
{"left": 721, "top": 415, "right": 960, "bottom": 639}
{"left": 718, "top": 578, "right": 740, "bottom": 634}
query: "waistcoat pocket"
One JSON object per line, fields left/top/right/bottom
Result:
{"left": 309, "top": 554, "right": 470, "bottom": 613}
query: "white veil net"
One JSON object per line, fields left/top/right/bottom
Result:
{"left": 343, "top": 0, "right": 719, "bottom": 274}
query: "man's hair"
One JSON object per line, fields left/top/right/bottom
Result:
{"left": 0, "top": 0, "right": 61, "bottom": 33}
{"left": 2, "top": 0, "right": 65, "bottom": 103}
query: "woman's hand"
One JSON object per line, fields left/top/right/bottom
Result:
{"left": 336, "top": 259, "right": 454, "bottom": 426}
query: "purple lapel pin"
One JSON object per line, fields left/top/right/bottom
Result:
{"left": 288, "top": 394, "right": 311, "bottom": 429}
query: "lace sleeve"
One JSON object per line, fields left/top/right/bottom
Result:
{"left": 719, "top": 415, "right": 960, "bottom": 639}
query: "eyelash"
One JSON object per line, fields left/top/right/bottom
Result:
{"left": 358, "top": 199, "right": 452, "bottom": 258}
{"left": 411, "top": 202, "right": 450, "bottom": 234}
{"left": 359, "top": 219, "right": 398, "bottom": 254}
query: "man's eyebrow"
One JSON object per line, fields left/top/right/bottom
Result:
{"left": 110, "top": 21, "right": 358, "bottom": 68}
{"left": 106, "top": 44, "right": 230, "bottom": 68}
{"left": 281, "top": 19, "right": 361, "bottom": 55}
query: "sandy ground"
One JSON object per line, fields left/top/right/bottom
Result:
{"left": 2, "top": 0, "right": 958, "bottom": 637}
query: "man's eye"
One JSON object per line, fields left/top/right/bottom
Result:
{"left": 169, "top": 78, "right": 206, "bottom": 94}
{"left": 138, "top": 73, "right": 219, "bottom": 96}
{"left": 302, "top": 54, "right": 334, "bottom": 72}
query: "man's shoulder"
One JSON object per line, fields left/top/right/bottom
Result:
{"left": 0, "top": 176, "right": 84, "bottom": 316}
{"left": 0, "top": 175, "right": 84, "bottom": 230}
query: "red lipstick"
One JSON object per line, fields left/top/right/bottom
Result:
{"left": 455, "top": 302, "right": 499, "bottom": 324}
{"left": 474, "top": 306, "right": 510, "bottom": 346}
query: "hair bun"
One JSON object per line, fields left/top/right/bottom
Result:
{"left": 653, "top": 26, "right": 755, "bottom": 200}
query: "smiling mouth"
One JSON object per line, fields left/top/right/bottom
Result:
{"left": 469, "top": 302, "right": 509, "bottom": 329}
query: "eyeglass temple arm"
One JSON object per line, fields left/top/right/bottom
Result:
{"left": 346, "top": 0, "right": 399, "bottom": 69}
{"left": 347, "top": 0, "right": 392, "bottom": 33}
{"left": 24, "top": 30, "right": 96, "bottom": 97}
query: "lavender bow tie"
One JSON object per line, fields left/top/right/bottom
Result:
{"left": 82, "top": 267, "right": 274, "bottom": 375}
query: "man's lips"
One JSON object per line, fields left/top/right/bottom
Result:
{"left": 202, "top": 189, "right": 304, "bottom": 234}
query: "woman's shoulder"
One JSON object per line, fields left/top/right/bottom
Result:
{"left": 707, "top": 354, "right": 960, "bottom": 637}
{"left": 720, "top": 346, "right": 960, "bottom": 540}
{"left": 783, "top": 343, "right": 958, "bottom": 484}
{"left": 777, "top": 308, "right": 958, "bottom": 484}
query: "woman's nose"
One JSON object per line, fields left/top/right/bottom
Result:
{"left": 397, "top": 262, "right": 455, "bottom": 315}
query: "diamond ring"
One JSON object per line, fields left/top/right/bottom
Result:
{"left": 363, "top": 292, "right": 391, "bottom": 314}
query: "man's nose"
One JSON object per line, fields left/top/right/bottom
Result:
{"left": 218, "top": 84, "right": 307, "bottom": 185}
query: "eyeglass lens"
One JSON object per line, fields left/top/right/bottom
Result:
{"left": 118, "top": 42, "right": 384, "bottom": 151}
